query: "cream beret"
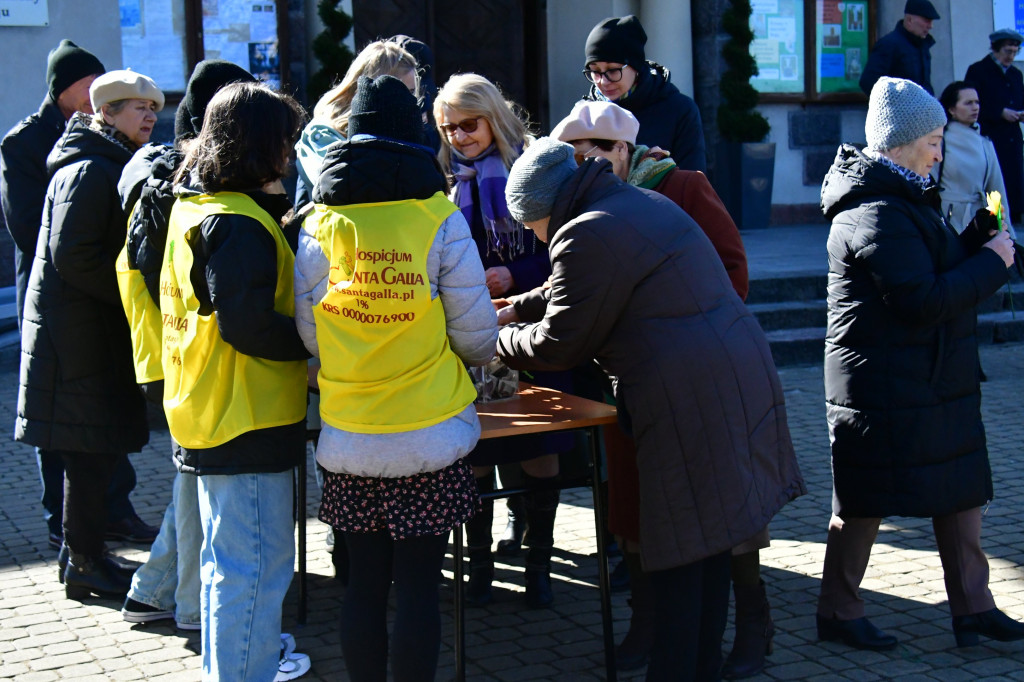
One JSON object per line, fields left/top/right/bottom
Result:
{"left": 90, "top": 69, "right": 164, "bottom": 112}
{"left": 550, "top": 100, "right": 639, "bottom": 145}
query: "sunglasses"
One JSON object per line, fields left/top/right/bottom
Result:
{"left": 439, "top": 116, "right": 483, "bottom": 136}
{"left": 573, "top": 139, "right": 617, "bottom": 164}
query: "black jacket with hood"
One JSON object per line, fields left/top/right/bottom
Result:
{"left": 821, "top": 145, "right": 1008, "bottom": 518}
{"left": 17, "top": 113, "right": 149, "bottom": 454}
{"left": 585, "top": 61, "right": 706, "bottom": 173}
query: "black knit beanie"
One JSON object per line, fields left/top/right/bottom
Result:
{"left": 46, "top": 40, "right": 105, "bottom": 101}
{"left": 347, "top": 74, "right": 425, "bottom": 145}
{"left": 175, "top": 60, "right": 256, "bottom": 140}
{"left": 584, "top": 15, "right": 647, "bottom": 67}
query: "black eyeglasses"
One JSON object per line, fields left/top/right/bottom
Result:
{"left": 439, "top": 116, "right": 482, "bottom": 136}
{"left": 582, "top": 67, "right": 625, "bottom": 84}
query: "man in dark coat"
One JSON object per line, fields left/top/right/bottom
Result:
{"left": 496, "top": 137, "right": 804, "bottom": 681}
{"left": 817, "top": 77, "right": 1023, "bottom": 653}
{"left": 581, "top": 15, "right": 706, "bottom": 172}
{"left": 965, "top": 29, "right": 1024, "bottom": 223}
{"left": 0, "top": 40, "right": 155, "bottom": 551}
{"left": 859, "top": 0, "right": 940, "bottom": 95}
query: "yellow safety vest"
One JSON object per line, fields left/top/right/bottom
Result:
{"left": 161, "top": 192, "right": 306, "bottom": 449}
{"left": 305, "top": 191, "right": 476, "bottom": 433}
{"left": 115, "top": 202, "right": 163, "bottom": 383}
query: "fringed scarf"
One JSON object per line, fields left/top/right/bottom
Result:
{"left": 451, "top": 144, "right": 524, "bottom": 262}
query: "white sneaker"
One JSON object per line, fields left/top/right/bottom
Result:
{"left": 280, "top": 633, "right": 296, "bottom": 657}
{"left": 275, "top": 652, "right": 311, "bottom": 681}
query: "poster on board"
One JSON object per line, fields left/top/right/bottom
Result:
{"left": 202, "top": 0, "right": 281, "bottom": 89}
{"left": 750, "top": 0, "right": 805, "bottom": 93}
{"left": 0, "top": 0, "right": 49, "bottom": 26}
{"left": 120, "top": 0, "right": 189, "bottom": 91}
{"left": 817, "top": 0, "right": 867, "bottom": 93}
{"left": 992, "top": 0, "right": 1024, "bottom": 60}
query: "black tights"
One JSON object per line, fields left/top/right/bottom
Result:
{"left": 646, "top": 550, "right": 732, "bottom": 682}
{"left": 340, "top": 530, "right": 449, "bottom": 682}
{"left": 61, "top": 451, "right": 120, "bottom": 557}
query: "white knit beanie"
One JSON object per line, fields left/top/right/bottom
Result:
{"left": 865, "top": 77, "right": 946, "bottom": 151}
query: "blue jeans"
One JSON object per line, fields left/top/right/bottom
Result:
{"left": 198, "top": 471, "right": 294, "bottom": 682}
{"left": 38, "top": 448, "right": 137, "bottom": 537}
{"left": 128, "top": 469, "right": 202, "bottom": 626}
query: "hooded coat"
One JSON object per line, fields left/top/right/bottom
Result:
{"left": 585, "top": 62, "right": 706, "bottom": 173}
{"left": 821, "top": 145, "right": 1008, "bottom": 518}
{"left": 17, "top": 113, "right": 148, "bottom": 454}
{"left": 498, "top": 161, "right": 803, "bottom": 571}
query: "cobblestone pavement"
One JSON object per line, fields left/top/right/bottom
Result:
{"left": 2, "top": 343, "right": 1024, "bottom": 681}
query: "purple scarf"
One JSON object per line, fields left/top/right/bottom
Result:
{"left": 451, "top": 144, "right": 524, "bottom": 262}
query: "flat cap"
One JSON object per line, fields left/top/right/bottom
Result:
{"left": 904, "top": 0, "right": 939, "bottom": 20}
{"left": 990, "top": 28, "right": 1024, "bottom": 44}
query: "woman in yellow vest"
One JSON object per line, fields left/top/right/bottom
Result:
{"left": 294, "top": 75, "right": 497, "bottom": 681}
{"left": 161, "top": 81, "right": 310, "bottom": 682}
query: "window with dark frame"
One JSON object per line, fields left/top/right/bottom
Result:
{"left": 750, "top": 0, "right": 876, "bottom": 103}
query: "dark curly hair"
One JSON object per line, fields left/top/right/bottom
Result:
{"left": 177, "top": 81, "right": 305, "bottom": 192}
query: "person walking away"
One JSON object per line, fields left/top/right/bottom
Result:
{"left": 859, "top": 0, "right": 939, "bottom": 94}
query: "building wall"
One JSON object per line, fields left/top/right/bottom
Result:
{"left": 0, "top": 1, "right": 122, "bottom": 136}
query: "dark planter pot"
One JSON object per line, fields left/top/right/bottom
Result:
{"left": 716, "top": 141, "right": 776, "bottom": 229}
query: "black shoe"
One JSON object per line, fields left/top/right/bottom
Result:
{"left": 105, "top": 515, "right": 159, "bottom": 544}
{"left": 953, "top": 608, "right": 1024, "bottom": 647}
{"left": 524, "top": 568, "right": 554, "bottom": 608}
{"left": 816, "top": 614, "right": 897, "bottom": 651}
{"left": 48, "top": 532, "right": 63, "bottom": 551}
{"left": 722, "top": 581, "right": 774, "bottom": 679}
{"left": 609, "top": 558, "right": 630, "bottom": 593}
{"left": 58, "top": 544, "right": 140, "bottom": 584}
{"left": 465, "top": 559, "right": 494, "bottom": 606}
{"left": 64, "top": 554, "right": 132, "bottom": 601}
{"left": 495, "top": 507, "right": 526, "bottom": 557}
{"left": 122, "top": 597, "right": 174, "bottom": 624}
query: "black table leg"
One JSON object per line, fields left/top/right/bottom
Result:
{"left": 589, "top": 426, "right": 617, "bottom": 681}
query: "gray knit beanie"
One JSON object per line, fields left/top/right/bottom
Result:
{"left": 506, "top": 137, "right": 579, "bottom": 223}
{"left": 865, "top": 77, "right": 946, "bottom": 151}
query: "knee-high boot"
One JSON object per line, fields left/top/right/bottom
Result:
{"left": 522, "top": 476, "right": 559, "bottom": 608}
{"left": 615, "top": 550, "right": 657, "bottom": 670}
{"left": 721, "top": 580, "right": 774, "bottom": 679}
{"left": 464, "top": 473, "right": 495, "bottom": 605}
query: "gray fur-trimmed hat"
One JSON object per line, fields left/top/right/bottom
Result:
{"left": 506, "top": 137, "right": 579, "bottom": 223}
{"left": 865, "top": 77, "right": 946, "bottom": 151}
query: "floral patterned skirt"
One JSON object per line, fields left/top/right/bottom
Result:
{"left": 318, "top": 458, "right": 480, "bottom": 540}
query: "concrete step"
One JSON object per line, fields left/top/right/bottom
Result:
{"left": 747, "top": 300, "right": 826, "bottom": 332}
{"left": 746, "top": 274, "right": 826, "bottom": 305}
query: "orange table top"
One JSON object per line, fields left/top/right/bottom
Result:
{"left": 476, "top": 383, "right": 617, "bottom": 440}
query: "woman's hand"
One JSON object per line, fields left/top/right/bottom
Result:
{"left": 485, "top": 266, "right": 514, "bottom": 297}
{"left": 1002, "top": 108, "right": 1022, "bottom": 123}
{"left": 496, "top": 304, "right": 520, "bottom": 326}
{"left": 982, "top": 229, "right": 1015, "bottom": 267}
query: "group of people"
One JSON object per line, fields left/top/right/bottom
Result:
{"left": 2, "top": 8, "right": 1023, "bottom": 682}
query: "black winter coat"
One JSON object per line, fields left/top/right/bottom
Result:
{"left": 170, "top": 180, "right": 310, "bottom": 476}
{"left": 965, "top": 55, "right": 1024, "bottom": 219}
{"left": 498, "top": 161, "right": 803, "bottom": 571}
{"left": 16, "top": 114, "right": 148, "bottom": 454}
{"left": 821, "top": 145, "right": 1009, "bottom": 518}
{"left": 585, "top": 62, "right": 706, "bottom": 172}
{"left": 859, "top": 21, "right": 935, "bottom": 94}
{"left": 0, "top": 96, "right": 67, "bottom": 323}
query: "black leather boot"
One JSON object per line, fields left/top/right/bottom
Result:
{"left": 953, "top": 607, "right": 1024, "bottom": 647}
{"left": 496, "top": 495, "right": 527, "bottom": 556}
{"left": 58, "top": 543, "right": 140, "bottom": 584}
{"left": 722, "top": 580, "right": 775, "bottom": 679}
{"left": 464, "top": 474, "right": 495, "bottom": 606}
{"left": 523, "top": 484, "right": 559, "bottom": 608}
{"left": 615, "top": 551, "right": 656, "bottom": 670}
{"left": 64, "top": 553, "right": 132, "bottom": 601}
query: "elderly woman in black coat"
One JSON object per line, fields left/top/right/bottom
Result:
{"left": 495, "top": 137, "right": 804, "bottom": 682}
{"left": 817, "top": 77, "right": 1021, "bottom": 652}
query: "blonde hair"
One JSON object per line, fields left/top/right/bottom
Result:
{"left": 313, "top": 40, "right": 418, "bottom": 135}
{"left": 433, "top": 73, "right": 531, "bottom": 176}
